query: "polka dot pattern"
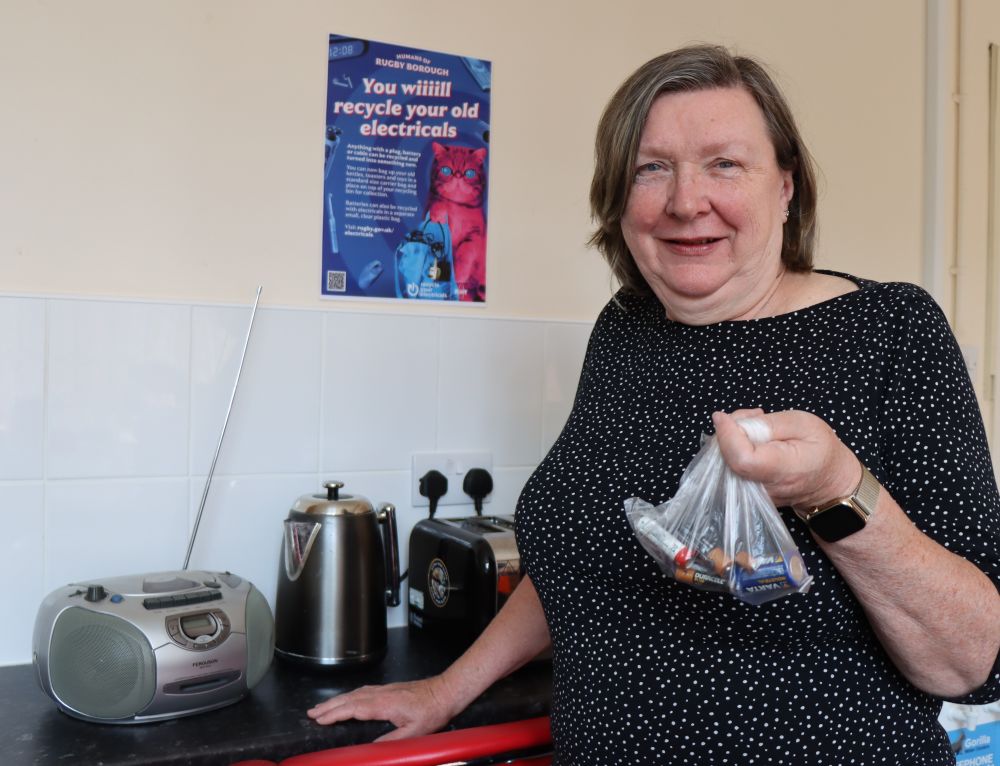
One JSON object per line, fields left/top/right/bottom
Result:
{"left": 516, "top": 273, "right": 1000, "bottom": 765}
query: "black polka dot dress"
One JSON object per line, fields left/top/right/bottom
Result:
{"left": 515, "top": 273, "right": 1000, "bottom": 765}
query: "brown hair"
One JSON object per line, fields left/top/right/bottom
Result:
{"left": 589, "top": 44, "right": 818, "bottom": 295}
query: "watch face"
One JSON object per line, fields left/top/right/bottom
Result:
{"left": 809, "top": 502, "right": 867, "bottom": 542}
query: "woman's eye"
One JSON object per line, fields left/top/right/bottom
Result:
{"left": 715, "top": 159, "right": 738, "bottom": 170}
{"left": 636, "top": 162, "right": 662, "bottom": 175}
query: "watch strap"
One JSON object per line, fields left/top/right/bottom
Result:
{"left": 796, "top": 464, "right": 880, "bottom": 523}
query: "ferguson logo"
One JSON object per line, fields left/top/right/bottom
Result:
{"left": 192, "top": 658, "right": 219, "bottom": 669}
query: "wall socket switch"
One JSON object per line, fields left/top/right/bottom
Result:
{"left": 411, "top": 451, "right": 493, "bottom": 508}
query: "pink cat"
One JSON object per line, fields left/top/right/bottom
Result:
{"left": 427, "top": 143, "right": 487, "bottom": 302}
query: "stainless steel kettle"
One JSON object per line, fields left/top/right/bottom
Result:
{"left": 274, "top": 481, "right": 400, "bottom": 665}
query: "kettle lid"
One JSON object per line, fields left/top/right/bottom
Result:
{"left": 291, "top": 481, "right": 374, "bottom": 517}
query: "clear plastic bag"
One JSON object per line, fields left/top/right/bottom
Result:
{"left": 625, "top": 417, "right": 812, "bottom": 605}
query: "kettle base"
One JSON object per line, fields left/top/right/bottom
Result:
{"left": 274, "top": 646, "right": 387, "bottom": 667}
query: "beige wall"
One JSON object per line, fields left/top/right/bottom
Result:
{"left": 1, "top": 0, "right": 926, "bottom": 320}
{"left": 953, "top": 0, "right": 1000, "bottom": 443}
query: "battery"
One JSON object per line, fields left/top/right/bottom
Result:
{"left": 704, "top": 547, "right": 754, "bottom": 575}
{"left": 635, "top": 516, "right": 697, "bottom": 568}
{"left": 731, "top": 551, "right": 810, "bottom": 604}
{"left": 673, "top": 563, "right": 728, "bottom": 592}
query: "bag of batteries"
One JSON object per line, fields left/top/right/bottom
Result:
{"left": 624, "top": 417, "right": 813, "bottom": 605}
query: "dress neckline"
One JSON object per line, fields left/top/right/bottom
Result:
{"left": 650, "top": 269, "right": 871, "bottom": 331}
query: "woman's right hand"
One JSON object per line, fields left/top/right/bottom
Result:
{"left": 307, "top": 576, "right": 551, "bottom": 742}
{"left": 306, "top": 675, "right": 457, "bottom": 741}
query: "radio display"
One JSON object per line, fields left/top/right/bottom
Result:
{"left": 180, "top": 613, "right": 215, "bottom": 639}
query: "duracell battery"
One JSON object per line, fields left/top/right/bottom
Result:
{"left": 673, "top": 563, "right": 728, "bottom": 592}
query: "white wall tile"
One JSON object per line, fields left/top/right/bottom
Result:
{"left": 9, "top": 295, "right": 568, "bottom": 665}
{"left": 191, "top": 307, "right": 321, "bottom": 475}
{"left": 46, "top": 300, "right": 190, "bottom": 478}
{"left": 437, "top": 319, "right": 544, "bottom": 466}
{"left": 44, "top": 478, "right": 190, "bottom": 589}
{"left": 0, "top": 483, "right": 44, "bottom": 665}
{"left": 322, "top": 313, "right": 438, "bottom": 473}
{"left": 185, "top": 473, "right": 317, "bottom": 612}
{"left": 490, "top": 465, "right": 535, "bottom": 518}
{"left": 541, "top": 321, "right": 591, "bottom": 454}
{"left": 0, "top": 298, "right": 44, "bottom": 480}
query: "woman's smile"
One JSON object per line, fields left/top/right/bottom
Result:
{"left": 659, "top": 235, "right": 729, "bottom": 255}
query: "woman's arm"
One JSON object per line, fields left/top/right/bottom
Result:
{"left": 307, "top": 574, "right": 551, "bottom": 740}
{"left": 714, "top": 409, "right": 1000, "bottom": 697}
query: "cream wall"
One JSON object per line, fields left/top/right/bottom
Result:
{"left": 953, "top": 0, "right": 1000, "bottom": 441}
{"left": 1, "top": 0, "right": 926, "bottom": 319}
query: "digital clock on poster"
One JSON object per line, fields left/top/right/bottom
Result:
{"left": 329, "top": 39, "right": 367, "bottom": 62}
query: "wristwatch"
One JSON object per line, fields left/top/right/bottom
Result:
{"left": 795, "top": 464, "right": 881, "bottom": 542}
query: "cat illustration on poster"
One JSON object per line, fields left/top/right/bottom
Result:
{"left": 425, "top": 142, "right": 487, "bottom": 302}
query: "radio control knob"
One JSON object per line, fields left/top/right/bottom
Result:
{"left": 84, "top": 585, "right": 108, "bottom": 602}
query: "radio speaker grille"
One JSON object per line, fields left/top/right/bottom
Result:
{"left": 49, "top": 607, "right": 156, "bottom": 720}
{"left": 244, "top": 586, "right": 275, "bottom": 689}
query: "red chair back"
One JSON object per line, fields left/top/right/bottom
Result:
{"left": 271, "top": 716, "right": 552, "bottom": 766}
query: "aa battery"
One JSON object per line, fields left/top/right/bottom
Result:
{"left": 635, "top": 516, "right": 697, "bottom": 568}
{"left": 673, "top": 562, "right": 728, "bottom": 592}
{"left": 705, "top": 547, "right": 753, "bottom": 575}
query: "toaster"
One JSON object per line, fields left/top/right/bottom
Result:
{"left": 407, "top": 515, "right": 520, "bottom": 643}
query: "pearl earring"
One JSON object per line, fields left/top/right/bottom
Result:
{"left": 782, "top": 209, "right": 789, "bottom": 222}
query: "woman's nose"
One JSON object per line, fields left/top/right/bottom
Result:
{"left": 666, "top": 168, "right": 709, "bottom": 220}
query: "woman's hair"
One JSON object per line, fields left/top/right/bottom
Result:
{"left": 589, "top": 44, "right": 818, "bottom": 295}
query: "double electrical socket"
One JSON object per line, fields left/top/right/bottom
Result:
{"left": 411, "top": 451, "right": 493, "bottom": 508}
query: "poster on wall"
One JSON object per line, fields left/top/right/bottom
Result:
{"left": 321, "top": 35, "right": 492, "bottom": 303}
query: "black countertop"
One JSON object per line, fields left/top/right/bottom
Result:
{"left": 1, "top": 628, "right": 551, "bottom": 766}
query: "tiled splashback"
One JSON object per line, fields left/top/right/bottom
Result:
{"left": 0, "top": 294, "right": 592, "bottom": 666}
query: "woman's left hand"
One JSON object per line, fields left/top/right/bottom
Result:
{"left": 711, "top": 408, "right": 860, "bottom": 511}
{"left": 712, "top": 408, "right": 1000, "bottom": 699}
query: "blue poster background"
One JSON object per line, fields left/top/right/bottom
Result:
{"left": 322, "top": 35, "right": 491, "bottom": 302}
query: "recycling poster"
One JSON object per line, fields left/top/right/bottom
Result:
{"left": 321, "top": 35, "right": 492, "bottom": 303}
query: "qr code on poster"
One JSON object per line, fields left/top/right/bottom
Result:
{"left": 326, "top": 271, "right": 347, "bottom": 293}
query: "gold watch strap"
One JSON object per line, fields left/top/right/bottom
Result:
{"left": 797, "top": 464, "right": 880, "bottom": 522}
{"left": 851, "top": 466, "right": 881, "bottom": 519}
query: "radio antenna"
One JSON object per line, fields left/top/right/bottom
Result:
{"left": 183, "top": 286, "right": 263, "bottom": 570}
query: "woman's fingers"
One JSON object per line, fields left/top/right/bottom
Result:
{"left": 308, "top": 685, "right": 397, "bottom": 724}
{"left": 306, "top": 679, "right": 453, "bottom": 740}
{"left": 712, "top": 409, "right": 859, "bottom": 508}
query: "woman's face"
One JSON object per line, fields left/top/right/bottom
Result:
{"left": 621, "top": 87, "right": 794, "bottom": 322}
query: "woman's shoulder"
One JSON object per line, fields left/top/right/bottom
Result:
{"left": 814, "top": 269, "right": 942, "bottom": 314}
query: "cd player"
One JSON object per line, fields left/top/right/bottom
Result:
{"left": 32, "top": 569, "right": 274, "bottom": 724}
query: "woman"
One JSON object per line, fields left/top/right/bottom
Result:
{"left": 308, "top": 45, "right": 1000, "bottom": 764}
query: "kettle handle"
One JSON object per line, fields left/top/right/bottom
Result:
{"left": 377, "top": 503, "right": 401, "bottom": 607}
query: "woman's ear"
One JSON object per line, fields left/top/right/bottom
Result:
{"left": 780, "top": 169, "right": 794, "bottom": 212}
